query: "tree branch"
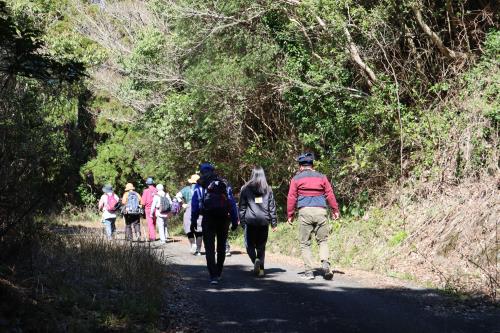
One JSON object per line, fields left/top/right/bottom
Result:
{"left": 412, "top": 6, "right": 467, "bottom": 60}
{"left": 343, "top": 26, "right": 378, "bottom": 86}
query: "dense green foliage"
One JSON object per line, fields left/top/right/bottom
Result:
{"left": 0, "top": 0, "right": 91, "bottom": 238}
{"left": 1, "top": 0, "right": 498, "bottom": 216}
{"left": 69, "top": 0, "right": 497, "bottom": 209}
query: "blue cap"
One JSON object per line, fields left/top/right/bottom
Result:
{"left": 102, "top": 184, "right": 113, "bottom": 193}
{"left": 297, "top": 152, "right": 314, "bottom": 165}
{"left": 145, "top": 177, "right": 154, "bottom": 185}
{"left": 199, "top": 162, "right": 214, "bottom": 174}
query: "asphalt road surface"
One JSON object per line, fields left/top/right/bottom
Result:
{"left": 160, "top": 238, "right": 500, "bottom": 333}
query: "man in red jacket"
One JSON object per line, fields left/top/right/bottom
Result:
{"left": 287, "top": 153, "right": 340, "bottom": 280}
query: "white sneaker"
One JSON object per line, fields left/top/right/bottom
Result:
{"left": 190, "top": 243, "right": 197, "bottom": 254}
{"left": 253, "top": 259, "right": 261, "bottom": 276}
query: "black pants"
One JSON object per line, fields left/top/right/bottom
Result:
{"left": 186, "top": 231, "right": 203, "bottom": 239}
{"left": 245, "top": 225, "right": 269, "bottom": 269}
{"left": 202, "top": 213, "right": 230, "bottom": 279}
{"left": 124, "top": 214, "right": 141, "bottom": 240}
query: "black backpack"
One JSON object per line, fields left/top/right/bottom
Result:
{"left": 202, "top": 177, "right": 230, "bottom": 214}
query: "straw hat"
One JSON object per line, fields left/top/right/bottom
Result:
{"left": 125, "top": 183, "right": 135, "bottom": 191}
{"left": 187, "top": 174, "right": 200, "bottom": 184}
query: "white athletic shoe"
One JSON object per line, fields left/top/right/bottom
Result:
{"left": 253, "top": 259, "right": 261, "bottom": 276}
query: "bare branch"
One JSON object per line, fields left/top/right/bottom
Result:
{"left": 344, "top": 26, "right": 378, "bottom": 86}
{"left": 412, "top": 6, "right": 468, "bottom": 60}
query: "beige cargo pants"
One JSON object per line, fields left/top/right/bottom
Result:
{"left": 298, "top": 207, "right": 330, "bottom": 272}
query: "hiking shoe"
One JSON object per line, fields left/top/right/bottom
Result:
{"left": 253, "top": 259, "right": 261, "bottom": 276}
{"left": 301, "top": 271, "right": 315, "bottom": 280}
{"left": 225, "top": 251, "right": 232, "bottom": 257}
{"left": 322, "top": 261, "right": 333, "bottom": 280}
{"left": 195, "top": 251, "right": 202, "bottom": 256}
{"left": 258, "top": 269, "right": 265, "bottom": 277}
{"left": 210, "top": 278, "right": 219, "bottom": 285}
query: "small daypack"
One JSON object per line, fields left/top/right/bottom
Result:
{"left": 125, "top": 191, "right": 142, "bottom": 215}
{"left": 202, "top": 178, "right": 230, "bottom": 214}
{"left": 170, "top": 199, "right": 181, "bottom": 215}
{"left": 106, "top": 193, "right": 119, "bottom": 212}
{"left": 159, "top": 194, "right": 171, "bottom": 213}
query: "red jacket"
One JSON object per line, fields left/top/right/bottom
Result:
{"left": 287, "top": 169, "right": 339, "bottom": 219}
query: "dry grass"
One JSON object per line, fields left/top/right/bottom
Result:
{"left": 0, "top": 225, "right": 168, "bottom": 332}
{"left": 395, "top": 177, "right": 499, "bottom": 301}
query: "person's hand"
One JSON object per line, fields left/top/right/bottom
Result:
{"left": 271, "top": 226, "right": 278, "bottom": 232}
{"left": 332, "top": 211, "right": 340, "bottom": 220}
{"left": 287, "top": 218, "right": 293, "bottom": 225}
{"left": 182, "top": 203, "right": 188, "bottom": 209}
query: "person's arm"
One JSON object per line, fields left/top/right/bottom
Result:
{"left": 238, "top": 188, "right": 247, "bottom": 227}
{"left": 286, "top": 178, "right": 298, "bottom": 223}
{"left": 140, "top": 190, "right": 146, "bottom": 206}
{"left": 150, "top": 195, "right": 158, "bottom": 217}
{"left": 136, "top": 193, "right": 142, "bottom": 206}
{"left": 323, "top": 177, "right": 340, "bottom": 219}
{"left": 175, "top": 190, "right": 183, "bottom": 202}
{"left": 227, "top": 185, "right": 238, "bottom": 228}
{"left": 190, "top": 186, "right": 201, "bottom": 226}
{"left": 268, "top": 191, "right": 278, "bottom": 230}
{"left": 121, "top": 192, "right": 128, "bottom": 205}
{"left": 98, "top": 195, "right": 105, "bottom": 211}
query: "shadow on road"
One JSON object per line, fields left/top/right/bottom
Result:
{"left": 168, "top": 259, "right": 500, "bottom": 333}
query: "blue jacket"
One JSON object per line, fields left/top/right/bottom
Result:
{"left": 190, "top": 173, "right": 238, "bottom": 227}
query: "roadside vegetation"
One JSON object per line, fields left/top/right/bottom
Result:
{"left": 0, "top": 222, "right": 168, "bottom": 332}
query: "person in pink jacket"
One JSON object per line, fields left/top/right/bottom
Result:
{"left": 141, "top": 177, "right": 157, "bottom": 241}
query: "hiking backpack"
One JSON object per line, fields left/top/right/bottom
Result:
{"left": 170, "top": 199, "right": 181, "bottom": 215}
{"left": 202, "top": 178, "right": 230, "bottom": 214}
{"left": 125, "top": 191, "right": 142, "bottom": 215}
{"left": 159, "top": 194, "right": 171, "bottom": 214}
{"left": 106, "top": 193, "right": 119, "bottom": 212}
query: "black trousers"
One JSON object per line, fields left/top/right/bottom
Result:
{"left": 202, "top": 212, "right": 230, "bottom": 279}
{"left": 124, "top": 214, "right": 141, "bottom": 240}
{"left": 244, "top": 225, "right": 269, "bottom": 269}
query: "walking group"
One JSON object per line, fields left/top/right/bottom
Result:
{"left": 98, "top": 178, "right": 174, "bottom": 244}
{"left": 98, "top": 153, "right": 340, "bottom": 284}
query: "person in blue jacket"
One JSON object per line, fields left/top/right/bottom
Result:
{"left": 191, "top": 162, "right": 238, "bottom": 285}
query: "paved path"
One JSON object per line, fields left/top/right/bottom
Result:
{"left": 160, "top": 238, "right": 499, "bottom": 333}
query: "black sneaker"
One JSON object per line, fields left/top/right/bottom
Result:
{"left": 322, "top": 261, "right": 333, "bottom": 280}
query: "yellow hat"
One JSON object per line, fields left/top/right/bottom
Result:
{"left": 187, "top": 174, "right": 200, "bottom": 184}
{"left": 125, "top": 183, "right": 135, "bottom": 191}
